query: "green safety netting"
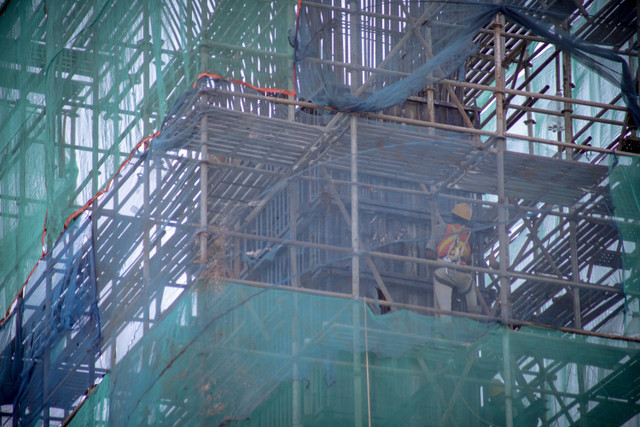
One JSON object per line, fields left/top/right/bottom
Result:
{"left": 610, "top": 156, "right": 640, "bottom": 297}
{"left": 2, "top": 0, "right": 640, "bottom": 425}
{"left": 0, "top": 76, "right": 624, "bottom": 424}
{"left": 2, "top": 0, "right": 637, "bottom": 320}
{"left": 0, "top": 0, "right": 297, "bottom": 318}
{"left": 0, "top": 76, "right": 635, "bottom": 423}
{"left": 68, "top": 279, "right": 640, "bottom": 427}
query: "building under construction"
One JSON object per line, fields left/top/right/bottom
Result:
{"left": 1, "top": 0, "right": 640, "bottom": 425}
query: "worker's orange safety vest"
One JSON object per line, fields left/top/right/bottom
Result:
{"left": 436, "top": 223, "right": 470, "bottom": 262}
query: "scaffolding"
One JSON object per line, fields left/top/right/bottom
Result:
{"left": 1, "top": 0, "right": 640, "bottom": 425}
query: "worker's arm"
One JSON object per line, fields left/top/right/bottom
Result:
{"left": 435, "top": 209, "right": 444, "bottom": 225}
{"left": 425, "top": 222, "right": 446, "bottom": 260}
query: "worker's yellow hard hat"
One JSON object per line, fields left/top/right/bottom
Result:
{"left": 452, "top": 203, "right": 472, "bottom": 221}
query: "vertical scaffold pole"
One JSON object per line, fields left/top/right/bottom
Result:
{"left": 143, "top": 149, "right": 151, "bottom": 334}
{"left": 562, "top": 38, "right": 574, "bottom": 160}
{"left": 502, "top": 329, "right": 514, "bottom": 427}
{"left": 494, "top": 13, "right": 514, "bottom": 427}
{"left": 14, "top": 294, "right": 23, "bottom": 426}
{"left": 142, "top": 1, "right": 152, "bottom": 334}
{"left": 493, "top": 14, "right": 510, "bottom": 324}
{"left": 350, "top": 5, "right": 360, "bottom": 300}
{"left": 523, "top": 49, "right": 535, "bottom": 152}
{"left": 200, "top": 104, "right": 208, "bottom": 271}
{"left": 199, "top": 45, "right": 209, "bottom": 273}
{"left": 290, "top": 179, "right": 302, "bottom": 427}
{"left": 570, "top": 217, "right": 581, "bottom": 330}
{"left": 350, "top": 2, "right": 363, "bottom": 426}
{"left": 44, "top": 260, "right": 52, "bottom": 426}
{"left": 564, "top": 19, "right": 585, "bottom": 407}
{"left": 561, "top": 21, "right": 581, "bottom": 328}
{"left": 287, "top": 4, "right": 302, "bottom": 422}
{"left": 351, "top": 114, "right": 363, "bottom": 427}
{"left": 351, "top": 116, "right": 360, "bottom": 298}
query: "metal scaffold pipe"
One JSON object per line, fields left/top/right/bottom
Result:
{"left": 494, "top": 13, "right": 514, "bottom": 427}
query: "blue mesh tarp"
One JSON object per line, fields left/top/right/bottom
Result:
{"left": 293, "top": 0, "right": 640, "bottom": 124}
{"left": 0, "top": 213, "right": 101, "bottom": 425}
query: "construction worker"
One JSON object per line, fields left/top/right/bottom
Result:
{"left": 426, "top": 202, "right": 481, "bottom": 314}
